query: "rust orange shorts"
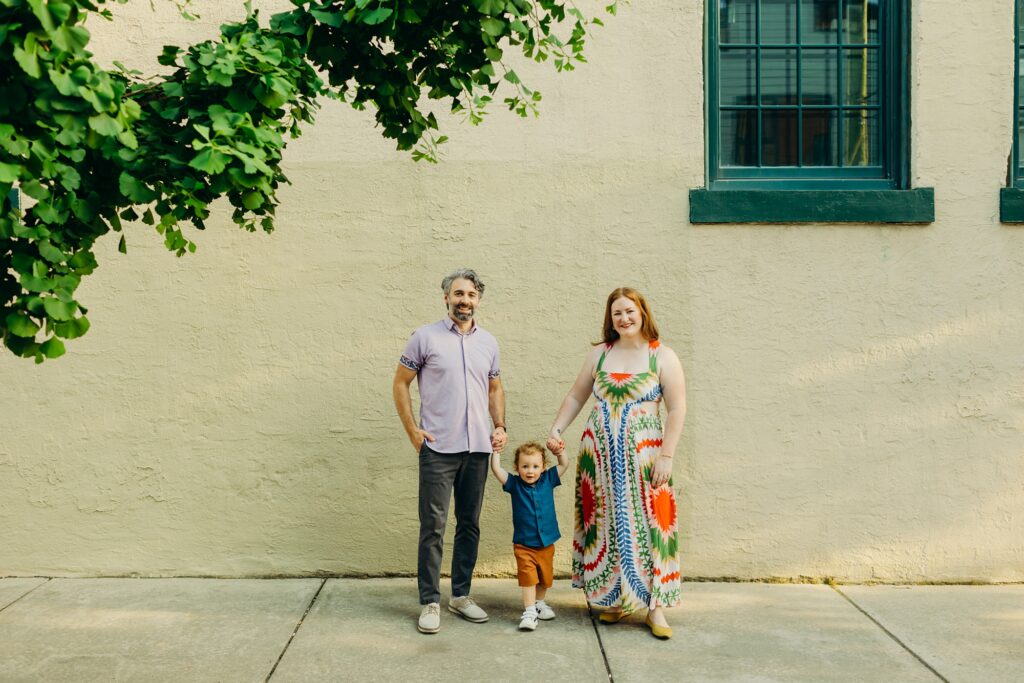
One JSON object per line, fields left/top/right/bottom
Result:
{"left": 513, "top": 543, "right": 555, "bottom": 588}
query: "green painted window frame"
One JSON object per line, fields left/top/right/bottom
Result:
{"left": 693, "top": 0, "right": 933, "bottom": 224}
{"left": 1001, "top": 0, "right": 1024, "bottom": 222}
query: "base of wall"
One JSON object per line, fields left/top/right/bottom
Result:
{"left": 5, "top": 572, "right": 1022, "bottom": 585}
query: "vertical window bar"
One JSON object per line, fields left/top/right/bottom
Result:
{"left": 796, "top": 0, "right": 803, "bottom": 167}
{"left": 854, "top": 0, "right": 869, "bottom": 165}
{"left": 881, "top": 0, "right": 890, "bottom": 173}
{"left": 756, "top": 0, "right": 763, "bottom": 167}
{"left": 1015, "top": 0, "right": 1021, "bottom": 182}
{"left": 837, "top": 0, "right": 845, "bottom": 167}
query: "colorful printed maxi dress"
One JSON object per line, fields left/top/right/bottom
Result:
{"left": 572, "top": 340, "right": 681, "bottom": 612}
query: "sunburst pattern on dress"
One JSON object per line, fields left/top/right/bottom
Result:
{"left": 572, "top": 340, "right": 681, "bottom": 612}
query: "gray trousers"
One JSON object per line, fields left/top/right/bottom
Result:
{"left": 417, "top": 444, "right": 489, "bottom": 605}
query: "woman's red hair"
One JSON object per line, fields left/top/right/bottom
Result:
{"left": 597, "top": 287, "right": 660, "bottom": 345}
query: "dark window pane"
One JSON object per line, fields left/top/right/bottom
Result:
{"left": 720, "top": 0, "right": 757, "bottom": 43}
{"left": 843, "top": 0, "right": 880, "bottom": 45}
{"left": 721, "top": 110, "right": 759, "bottom": 166}
{"left": 761, "top": 0, "right": 797, "bottom": 44}
{"left": 720, "top": 49, "right": 757, "bottom": 106}
{"left": 761, "top": 49, "right": 798, "bottom": 105}
{"left": 800, "top": 0, "right": 838, "bottom": 44}
{"left": 803, "top": 110, "right": 837, "bottom": 165}
{"left": 1019, "top": 50, "right": 1024, "bottom": 108}
{"left": 844, "top": 48, "right": 879, "bottom": 105}
{"left": 763, "top": 109, "right": 800, "bottom": 165}
{"left": 1019, "top": 111, "right": 1024, "bottom": 169}
{"left": 843, "top": 109, "right": 879, "bottom": 166}
{"left": 802, "top": 48, "right": 838, "bottom": 104}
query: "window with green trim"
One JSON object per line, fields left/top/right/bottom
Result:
{"left": 708, "top": 0, "right": 908, "bottom": 190}
{"left": 1001, "top": 0, "right": 1024, "bottom": 221}
{"left": 1014, "top": 0, "right": 1024, "bottom": 187}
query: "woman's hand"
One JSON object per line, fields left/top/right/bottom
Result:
{"left": 651, "top": 454, "right": 673, "bottom": 488}
{"left": 546, "top": 431, "right": 565, "bottom": 455}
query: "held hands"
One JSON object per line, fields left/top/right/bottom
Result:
{"left": 546, "top": 430, "right": 565, "bottom": 456}
{"left": 651, "top": 453, "right": 673, "bottom": 488}
{"left": 490, "top": 426, "right": 508, "bottom": 453}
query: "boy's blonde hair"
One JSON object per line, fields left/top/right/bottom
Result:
{"left": 513, "top": 441, "right": 550, "bottom": 467}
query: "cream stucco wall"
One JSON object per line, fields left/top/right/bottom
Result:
{"left": 2, "top": 1, "right": 1022, "bottom": 582}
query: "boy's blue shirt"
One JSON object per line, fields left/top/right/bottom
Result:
{"left": 502, "top": 467, "right": 561, "bottom": 548}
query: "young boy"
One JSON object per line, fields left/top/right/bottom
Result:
{"left": 489, "top": 440, "right": 569, "bottom": 631}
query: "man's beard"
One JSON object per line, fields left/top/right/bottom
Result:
{"left": 451, "top": 304, "right": 474, "bottom": 322}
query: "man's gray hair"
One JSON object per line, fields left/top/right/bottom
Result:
{"left": 441, "top": 268, "right": 485, "bottom": 297}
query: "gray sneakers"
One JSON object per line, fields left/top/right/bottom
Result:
{"left": 535, "top": 599, "right": 556, "bottom": 621}
{"left": 418, "top": 602, "right": 440, "bottom": 634}
{"left": 519, "top": 605, "right": 539, "bottom": 631}
{"left": 448, "top": 595, "right": 489, "bottom": 623}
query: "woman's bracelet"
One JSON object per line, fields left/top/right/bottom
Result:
{"left": 657, "top": 454, "right": 673, "bottom": 460}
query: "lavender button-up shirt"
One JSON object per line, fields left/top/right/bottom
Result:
{"left": 400, "top": 318, "right": 501, "bottom": 454}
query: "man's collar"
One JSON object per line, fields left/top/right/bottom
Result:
{"left": 444, "top": 316, "right": 477, "bottom": 334}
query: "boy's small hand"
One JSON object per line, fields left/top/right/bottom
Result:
{"left": 491, "top": 428, "right": 507, "bottom": 453}
{"left": 546, "top": 437, "right": 565, "bottom": 455}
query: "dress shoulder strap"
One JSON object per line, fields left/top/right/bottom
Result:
{"left": 648, "top": 340, "right": 661, "bottom": 373}
{"left": 595, "top": 343, "right": 613, "bottom": 373}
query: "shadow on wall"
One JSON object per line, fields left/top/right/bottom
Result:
{"left": 682, "top": 299, "right": 1023, "bottom": 582}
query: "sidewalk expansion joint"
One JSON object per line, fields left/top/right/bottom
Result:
{"left": 265, "top": 577, "right": 327, "bottom": 682}
{"left": 586, "top": 602, "right": 615, "bottom": 682}
{"left": 0, "top": 578, "right": 52, "bottom": 614}
{"left": 830, "top": 585, "right": 949, "bottom": 683}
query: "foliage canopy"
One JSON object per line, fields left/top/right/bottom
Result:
{"left": 0, "top": 0, "right": 612, "bottom": 361}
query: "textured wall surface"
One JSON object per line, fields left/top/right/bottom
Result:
{"left": 2, "top": 0, "right": 1022, "bottom": 582}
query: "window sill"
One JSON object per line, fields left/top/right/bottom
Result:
{"left": 999, "top": 188, "right": 1024, "bottom": 223}
{"left": 689, "top": 188, "right": 935, "bottom": 224}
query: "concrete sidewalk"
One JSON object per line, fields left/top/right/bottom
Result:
{"left": 0, "top": 578, "right": 1021, "bottom": 682}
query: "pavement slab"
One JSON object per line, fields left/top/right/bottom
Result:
{"left": 597, "top": 583, "right": 937, "bottom": 683}
{"left": 0, "top": 578, "right": 49, "bottom": 610}
{"left": 0, "top": 578, "right": 320, "bottom": 683}
{"left": 840, "top": 585, "right": 1024, "bottom": 683}
{"left": 270, "top": 578, "right": 609, "bottom": 682}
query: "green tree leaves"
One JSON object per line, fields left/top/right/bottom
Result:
{"left": 6, "top": 312, "right": 39, "bottom": 338}
{"left": 1, "top": 0, "right": 612, "bottom": 361}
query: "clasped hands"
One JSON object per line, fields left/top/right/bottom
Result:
{"left": 545, "top": 430, "right": 565, "bottom": 458}
{"left": 490, "top": 426, "right": 508, "bottom": 453}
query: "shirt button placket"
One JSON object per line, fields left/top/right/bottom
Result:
{"left": 460, "top": 334, "right": 470, "bottom": 451}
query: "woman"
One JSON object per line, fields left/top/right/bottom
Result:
{"left": 547, "top": 287, "right": 686, "bottom": 639}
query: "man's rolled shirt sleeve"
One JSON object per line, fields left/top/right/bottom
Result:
{"left": 488, "top": 345, "right": 500, "bottom": 379}
{"left": 400, "top": 330, "right": 424, "bottom": 372}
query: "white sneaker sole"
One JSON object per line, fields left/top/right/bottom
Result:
{"left": 417, "top": 623, "right": 440, "bottom": 634}
{"left": 519, "top": 621, "right": 538, "bottom": 631}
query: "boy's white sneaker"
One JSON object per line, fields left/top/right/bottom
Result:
{"left": 519, "top": 606, "right": 539, "bottom": 631}
{"left": 418, "top": 603, "right": 440, "bottom": 634}
{"left": 535, "top": 599, "right": 556, "bottom": 620}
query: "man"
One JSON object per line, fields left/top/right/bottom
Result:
{"left": 393, "top": 268, "right": 508, "bottom": 634}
